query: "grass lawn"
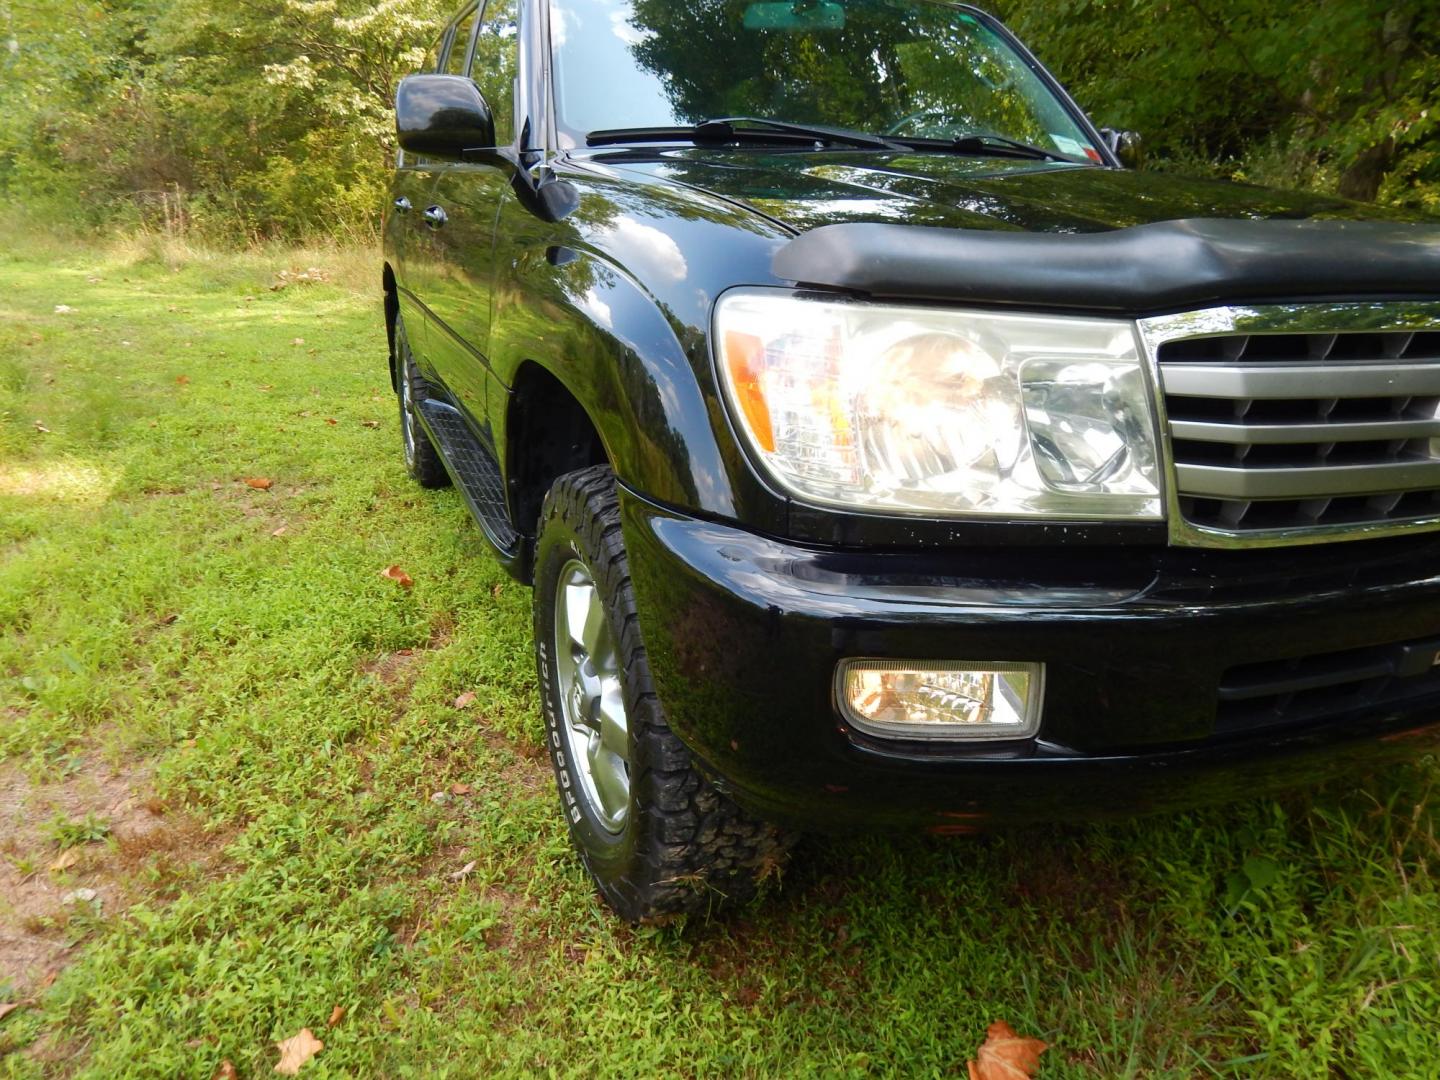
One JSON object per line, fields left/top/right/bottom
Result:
{"left": 1, "top": 237, "right": 1438, "bottom": 1078}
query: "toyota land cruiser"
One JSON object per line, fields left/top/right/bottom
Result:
{"left": 383, "top": 0, "right": 1440, "bottom": 921}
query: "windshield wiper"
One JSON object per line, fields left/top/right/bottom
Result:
{"left": 587, "top": 117, "right": 905, "bottom": 151}
{"left": 894, "top": 132, "right": 1074, "bottom": 162}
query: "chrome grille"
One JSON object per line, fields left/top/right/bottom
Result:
{"left": 1141, "top": 304, "right": 1440, "bottom": 546}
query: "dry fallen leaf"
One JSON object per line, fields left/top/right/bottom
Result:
{"left": 448, "top": 860, "right": 477, "bottom": 881}
{"left": 244, "top": 477, "right": 274, "bottom": 490}
{"left": 176, "top": 375, "right": 190, "bottom": 385}
{"left": 491, "top": 583, "right": 503, "bottom": 599}
{"left": 211, "top": 1061, "right": 238, "bottom": 1080}
{"left": 380, "top": 565, "right": 414, "bottom": 589}
{"left": 0, "top": 1002, "right": 23, "bottom": 1021}
{"left": 257, "top": 384, "right": 275, "bottom": 392}
{"left": 48, "top": 848, "right": 80, "bottom": 873}
{"left": 324, "top": 417, "right": 338, "bottom": 426}
{"left": 450, "top": 782, "right": 472, "bottom": 796}
{"left": 291, "top": 337, "right": 305, "bottom": 346}
{"left": 33, "top": 420, "right": 50, "bottom": 434}
{"left": 326, "top": 1005, "right": 345, "bottom": 1028}
{"left": 453, "top": 691, "right": 477, "bottom": 709}
{"left": 968, "top": 1021, "right": 1047, "bottom": 1080}
{"left": 274, "top": 1027, "right": 323, "bottom": 1075}
{"left": 271, "top": 525, "right": 289, "bottom": 538}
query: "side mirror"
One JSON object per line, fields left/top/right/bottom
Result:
{"left": 396, "top": 74, "right": 496, "bottom": 158}
{"left": 1100, "top": 127, "right": 1144, "bottom": 170}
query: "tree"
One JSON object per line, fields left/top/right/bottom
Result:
{"left": 0, "top": 0, "right": 451, "bottom": 238}
{"left": 1, "top": 0, "right": 1435, "bottom": 239}
{"left": 990, "top": 0, "right": 1440, "bottom": 212}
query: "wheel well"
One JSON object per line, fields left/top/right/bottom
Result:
{"left": 382, "top": 263, "right": 399, "bottom": 392}
{"left": 507, "top": 364, "right": 607, "bottom": 555}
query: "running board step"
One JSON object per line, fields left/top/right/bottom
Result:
{"left": 416, "top": 398, "right": 520, "bottom": 555}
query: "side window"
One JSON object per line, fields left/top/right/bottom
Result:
{"left": 470, "top": 0, "right": 520, "bottom": 146}
{"left": 442, "top": 6, "right": 479, "bottom": 75}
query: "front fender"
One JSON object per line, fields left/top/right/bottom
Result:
{"left": 488, "top": 163, "right": 794, "bottom": 530}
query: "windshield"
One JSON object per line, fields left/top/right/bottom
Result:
{"left": 549, "top": 0, "right": 1102, "bottom": 161}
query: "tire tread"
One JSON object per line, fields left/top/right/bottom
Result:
{"left": 536, "top": 464, "right": 792, "bottom": 921}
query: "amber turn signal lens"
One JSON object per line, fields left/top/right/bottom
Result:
{"left": 721, "top": 329, "right": 775, "bottom": 453}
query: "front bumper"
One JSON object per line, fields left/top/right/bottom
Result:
{"left": 619, "top": 487, "right": 1440, "bottom": 830}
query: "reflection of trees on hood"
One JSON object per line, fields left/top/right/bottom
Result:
{"left": 623, "top": 0, "right": 1054, "bottom": 142}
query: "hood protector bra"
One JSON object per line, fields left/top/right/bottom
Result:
{"left": 771, "top": 218, "right": 1440, "bottom": 313}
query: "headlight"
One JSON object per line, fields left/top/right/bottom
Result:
{"left": 714, "top": 290, "right": 1162, "bottom": 519}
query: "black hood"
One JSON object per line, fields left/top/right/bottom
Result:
{"left": 598, "top": 148, "right": 1429, "bottom": 234}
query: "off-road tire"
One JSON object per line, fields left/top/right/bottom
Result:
{"left": 533, "top": 464, "right": 793, "bottom": 922}
{"left": 394, "top": 316, "right": 450, "bottom": 489}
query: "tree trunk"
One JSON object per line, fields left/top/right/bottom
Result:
{"left": 1338, "top": 138, "right": 1396, "bottom": 201}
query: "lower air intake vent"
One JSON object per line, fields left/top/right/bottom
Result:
{"left": 1216, "top": 634, "right": 1440, "bottom": 734}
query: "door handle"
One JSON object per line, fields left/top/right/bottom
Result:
{"left": 393, "top": 196, "right": 412, "bottom": 213}
{"left": 422, "top": 205, "right": 448, "bottom": 229}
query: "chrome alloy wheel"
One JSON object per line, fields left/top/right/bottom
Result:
{"left": 553, "top": 559, "right": 631, "bottom": 833}
{"left": 399, "top": 364, "right": 418, "bottom": 470}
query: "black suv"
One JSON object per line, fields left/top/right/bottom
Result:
{"left": 384, "top": 0, "right": 1440, "bottom": 921}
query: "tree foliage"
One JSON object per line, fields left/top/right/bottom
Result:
{"left": 989, "top": 0, "right": 1440, "bottom": 210}
{"left": 0, "top": 0, "right": 451, "bottom": 240}
{"left": 0, "top": 0, "right": 1435, "bottom": 241}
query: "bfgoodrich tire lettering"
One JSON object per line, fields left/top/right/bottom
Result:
{"left": 533, "top": 464, "right": 793, "bottom": 922}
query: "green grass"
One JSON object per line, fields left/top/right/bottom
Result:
{"left": 2, "top": 236, "right": 1439, "bottom": 1078}
{"left": 41, "top": 814, "right": 111, "bottom": 851}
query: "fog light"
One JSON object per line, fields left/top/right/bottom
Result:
{"left": 836, "top": 660, "right": 1043, "bottom": 740}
